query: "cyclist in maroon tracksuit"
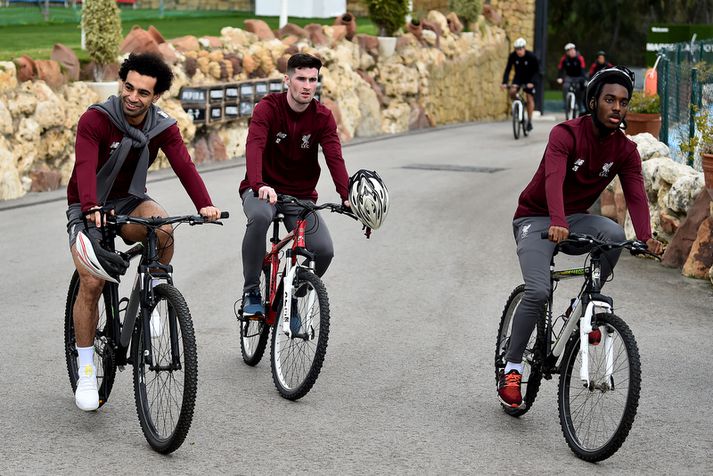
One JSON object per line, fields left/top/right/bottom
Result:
{"left": 497, "top": 67, "right": 664, "bottom": 408}
{"left": 238, "top": 53, "right": 350, "bottom": 316}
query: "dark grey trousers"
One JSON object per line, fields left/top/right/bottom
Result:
{"left": 241, "top": 190, "right": 334, "bottom": 293}
{"left": 504, "top": 214, "right": 626, "bottom": 363}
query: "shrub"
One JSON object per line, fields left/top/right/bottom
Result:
{"left": 82, "top": 0, "right": 122, "bottom": 81}
{"left": 448, "top": 0, "right": 483, "bottom": 25}
{"left": 628, "top": 91, "right": 660, "bottom": 114}
{"left": 365, "top": 0, "right": 409, "bottom": 37}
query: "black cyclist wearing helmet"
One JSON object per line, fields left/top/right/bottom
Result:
{"left": 589, "top": 50, "right": 613, "bottom": 77}
{"left": 497, "top": 67, "right": 664, "bottom": 409}
{"left": 501, "top": 37, "right": 541, "bottom": 131}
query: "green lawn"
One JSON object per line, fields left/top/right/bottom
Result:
{"left": 0, "top": 7, "right": 377, "bottom": 61}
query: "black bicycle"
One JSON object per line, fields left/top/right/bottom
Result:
{"left": 64, "top": 209, "right": 228, "bottom": 453}
{"left": 495, "top": 232, "right": 659, "bottom": 462}
{"left": 508, "top": 85, "right": 529, "bottom": 140}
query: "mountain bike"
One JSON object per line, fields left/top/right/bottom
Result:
{"left": 494, "top": 232, "right": 660, "bottom": 462}
{"left": 509, "top": 85, "right": 529, "bottom": 140}
{"left": 563, "top": 79, "right": 586, "bottom": 120}
{"left": 235, "top": 194, "right": 363, "bottom": 400}
{"left": 64, "top": 209, "right": 228, "bottom": 453}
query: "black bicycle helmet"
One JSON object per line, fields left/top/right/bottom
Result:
{"left": 596, "top": 50, "right": 607, "bottom": 57}
{"left": 585, "top": 66, "right": 635, "bottom": 112}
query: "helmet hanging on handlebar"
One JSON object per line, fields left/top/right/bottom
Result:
{"left": 75, "top": 230, "right": 129, "bottom": 283}
{"left": 348, "top": 169, "right": 390, "bottom": 230}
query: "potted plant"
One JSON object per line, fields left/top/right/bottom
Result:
{"left": 626, "top": 91, "right": 661, "bottom": 138}
{"left": 695, "top": 107, "right": 713, "bottom": 201}
{"left": 82, "top": 0, "right": 122, "bottom": 99}
{"left": 365, "top": 0, "right": 409, "bottom": 57}
{"left": 449, "top": 0, "right": 483, "bottom": 31}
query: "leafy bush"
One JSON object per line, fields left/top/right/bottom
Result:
{"left": 628, "top": 91, "right": 660, "bottom": 114}
{"left": 82, "top": 0, "right": 122, "bottom": 81}
{"left": 448, "top": 0, "right": 483, "bottom": 25}
{"left": 365, "top": 0, "right": 409, "bottom": 37}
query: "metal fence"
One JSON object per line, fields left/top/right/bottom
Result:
{"left": 656, "top": 40, "right": 713, "bottom": 171}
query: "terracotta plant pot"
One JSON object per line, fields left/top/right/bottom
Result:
{"left": 625, "top": 112, "right": 661, "bottom": 138}
{"left": 702, "top": 152, "right": 713, "bottom": 201}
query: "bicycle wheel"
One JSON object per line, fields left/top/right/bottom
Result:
{"left": 132, "top": 284, "right": 197, "bottom": 454}
{"left": 64, "top": 271, "right": 117, "bottom": 408}
{"left": 522, "top": 116, "right": 530, "bottom": 137}
{"left": 512, "top": 101, "right": 521, "bottom": 139}
{"left": 270, "top": 268, "right": 330, "bottom": 400}
{"left": 494, "top": 284, "right": 545, "bottom": 417}
{"left": 558, "top": 313, "right": 641, "bottom": 462}
{"left": 566, "top": 92, "right": 577, "bottom": 120}
{"left": 240, "top": 266, "right": 271, "bottom": 366}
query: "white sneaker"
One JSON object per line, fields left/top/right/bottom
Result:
{"left": 75, "top": 363, "right": 99, "bottom": 411}
{"left": 150, "top": 308, "right": 163, "bottom": 338}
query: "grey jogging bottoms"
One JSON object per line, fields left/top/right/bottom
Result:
{"left": 504, "top": 214, "right": 626, "bottom": 363}
{"left": 241, "top": 190, "right": 334, "bottom": 293}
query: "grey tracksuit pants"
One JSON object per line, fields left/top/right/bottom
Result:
{"left": 241, "top": 190, "right": 334, "bottom": 293}
{"left": 504, "top": 214, "right": 626, "bottom": 363}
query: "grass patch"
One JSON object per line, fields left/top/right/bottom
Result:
{"left": 0, "top": 7, "right": 377, "bottom": 61}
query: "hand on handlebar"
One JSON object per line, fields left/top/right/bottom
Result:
{"left": 258, "top": 186, "right": 277, "bottom": 205}
{"left": 199, "top": 206, "right": 221, "bottom": 221}
{"left": 548, "top": 225, "right": 569, "bottom": 243}
{"left": 646, "top": 238, "right": 664, "bottom": 256}
{"left": 85, "top": 207, "right": 113, "bottom": 228}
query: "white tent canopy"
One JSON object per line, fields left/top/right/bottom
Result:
{"left": 255, "top": 0, "right": 346, "bottom": 19}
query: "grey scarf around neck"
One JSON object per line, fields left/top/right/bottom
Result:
{"left": 89, "top": 95, "right": 177, "bottom": 203}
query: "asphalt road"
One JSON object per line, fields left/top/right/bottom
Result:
{"left": 1, "top": 119, "right": 712, "bottom": 474}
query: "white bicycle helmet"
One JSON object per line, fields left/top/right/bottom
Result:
{"left": 564, "top": 42, "right": 576, "bottom": 51}
{"left": 75, "top": 230, "right": 129, "bottom": 284}
{"left": 348, "top": 169, "right": 389, "bottom": 230}
{"left": 513, "top": 38, "right": 526, "bottom": 49}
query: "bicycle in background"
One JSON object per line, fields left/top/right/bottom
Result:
{"left": 508, "top": 85, "right": 530, "bottom": 140}
{"left": 495, "top": 232, "right": 660, "bottom": 461}
{"left": 236, "top": 194, "right": 364, "bottom": 400}
{"left": 64, "top": 209, "right": 228, "bottom": 453}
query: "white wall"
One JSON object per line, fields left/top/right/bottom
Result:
{"left": 255, "top": 0, "right": 346, "bottom": 18}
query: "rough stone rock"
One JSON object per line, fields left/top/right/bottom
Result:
{"left": 157, "top": 97, "right": 195, "bottom": 143}
{"left": 662, "top": 191, "right": 711, "bottom": 268}
{"left": 148, "top": 25, "right": 166, "bottom": 44}
{"left": 630, "top": 132, "right": 670, "bottom": 160}
{"left": 421, "top": 29, "right": 439, "bottom": 47}
{"left": 242, "top": 54, "right": 258, "bottom": 76}
{"left": 334, "top": 13, "right": 357, "bottom": 40}
{"left": 379, "top": 63, "right": 419, "bottom": 97}
{"left": 409, "top": 103, "right": 431, "bottom": 130}
{"left": 326, "top": 25, "right": 347, "bottom": 44}
{"left": 120, "top": 27, "right": 161, "bottom": 56}
{"left": 14, "top": 56, "right": 36, "bottom": 82}
{"left": 446, "top": 12, "right": 464, "bottom": 34}
{"left": 276, "top": 54, "right": 290, "bottom": 74}
{"left": 51, "top": 44, "right": 80, "bottom": 81}
{"left": 354, "top": 79, "right": 382, "bottom": 137}
{"left": 321, "top": 97, "right": 351, "bottom": 143}
{"left": 221, "top": 27, "right": 257, "bottom": 50}
{"left": 12, "top": 137, "right": 38, "bottom": 176}
{"left": 682, "top": 217, "right": 713, "bottom": 278}
{"left": 62, "top": 82, "right": 100, "bottom": 128}
{"left": 0, "top": 136, "right": 24, "bottom": 200}
{"left": 355, "top": 34, "right": 380, "bottom": 57}
{"left": 381, "top": 100, "right": 410, "bottom": 134}
{"left": 218, "top": 121, "right": 249, "bottom": 159}
{"left": 664, "top": 173, "right": 704, "bottom": 213}
{"left": 245, "top": 19, "right": 275, "bottom": 41}
{"left": 158, "top": 43, "right": 179, "bottom": 65}
{"left": 192, "top": 136, "right": 210, "bottom": 164}
{"left": 641, "top": 157, "right": 669, "bottom": 199}
{"left": 29, "top": 164, "right": 62, "bottom": 192}
{"left": 659, "top": 210, "right": 681, "bottom": 236}
{"left": 279, "top": 23, "right": 308, "bottom": 39}
{"left": 0, "top": 62, "right": 18, "bottom": 95}
{"left": 482, "top": 5, "right": 502, "bottom": 25}
{"left": 170, "top": 35, "right": 200, "bottom": 53}
{"left": 34, "top": 60, "right": 65, "bottom": 90}
{"left": 406, "top": 21, "right": 424, "bottom": 42}
{"left": 0, "top": 98, "right": 13, "bottom": 135}
{"left": 208, "top": 130, "right": 228, "bottom": 161}
{"left": 17, "top": 117, "right": 40, "bottom": 142}
{"left": 305, "top": 24, "right": 329, "bottom": 46}
{"left": 34, "top": 93, "right": 66, "bottom": 131}
{"left": 199, "top": 36, "right": 224, "bottom": 49}
{"left": 38, "top": 127, "right": 72, "bottom": 161}
{"left": 426, "top": 11, "right": 449, "bottom": 37}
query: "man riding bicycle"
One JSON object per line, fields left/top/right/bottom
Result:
{"left": 66, "top": 53, "right": 221, "bottom": 411}
{"left": 501, "top": 37, "right": 540, "bottom": 132}
{"left": 238, "top": 53, "right": 351, "bottom": 318}
{"left": 497, "top": 66, "right": 664, "bottom": 408}
{"left": 557, "top": 43, "right": 588, "bottom": 116}
{"left": 589, "top": 50, "right": 613, "bottom": 77}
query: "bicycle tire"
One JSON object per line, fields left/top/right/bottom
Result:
{"left": 512, "top": 101, "right": 521, "bottom": 139}
{"left": 558, "top": 313, "right": 641, "bottom": 462}
{"left": 566, "top": 92, "right": 577, "bottom": 120}
{"left": 522, "top": 116, "right": 529, "bottom": 137}
{"left": 270, "top": 268, "right": 330, "bottom": 400}
{"left": 133, "top": 284, "right": 197, "bottom": 454}
{"left": 494, "top": 284, "right": 545, "bottom": 417}
{"left": 240, "top": 266, "right": 271, "bottom": 366}
{"left": 64, "top": 271, "right": 117, "bottom": 408}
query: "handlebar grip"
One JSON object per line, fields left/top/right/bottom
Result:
{"left": 220, "top": 211, "right": 230, "bottom": 219}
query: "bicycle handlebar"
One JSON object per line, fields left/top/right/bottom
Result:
{"left": 108, "top": 211, "right": 229, "bottom": 228}
{"left": 540, "top": 231, "right": 660, "bottom": 260}
{"left": 276, "top": 194, "right": 359, "bottom": 221}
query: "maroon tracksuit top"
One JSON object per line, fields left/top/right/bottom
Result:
{"left": 515, "top": 115, "right": 652, "bottom": 241}
{"left": 239, "top": 93, "right": 349, "bottom": 201}
{"left": 67, "top": 109, "right": 213, "bottom": 212}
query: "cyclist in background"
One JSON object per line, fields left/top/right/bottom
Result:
{"left": 501, "top": 37, "right": 540, "bottom": 132}
{"left": 497, "top": 67, "right": 664, "bottom": 408}
{"left": 589, "top": 50, "right": 613, "bottom": 77}
{"left": 66, "top": 53, "right": 221, "bottom": 412}
{"left": 238, "top": 53, "right": 350, "bottom": 318}
{"left": 556, "top": 43, "right": 587, "bottom": 116}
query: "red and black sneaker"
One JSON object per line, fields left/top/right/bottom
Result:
{"left": 498, "top": 369, "right": 523, "bottom": 407}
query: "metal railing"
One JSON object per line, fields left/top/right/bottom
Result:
{"left": 656, "top": 40, "right": 713, "bottom": 171}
